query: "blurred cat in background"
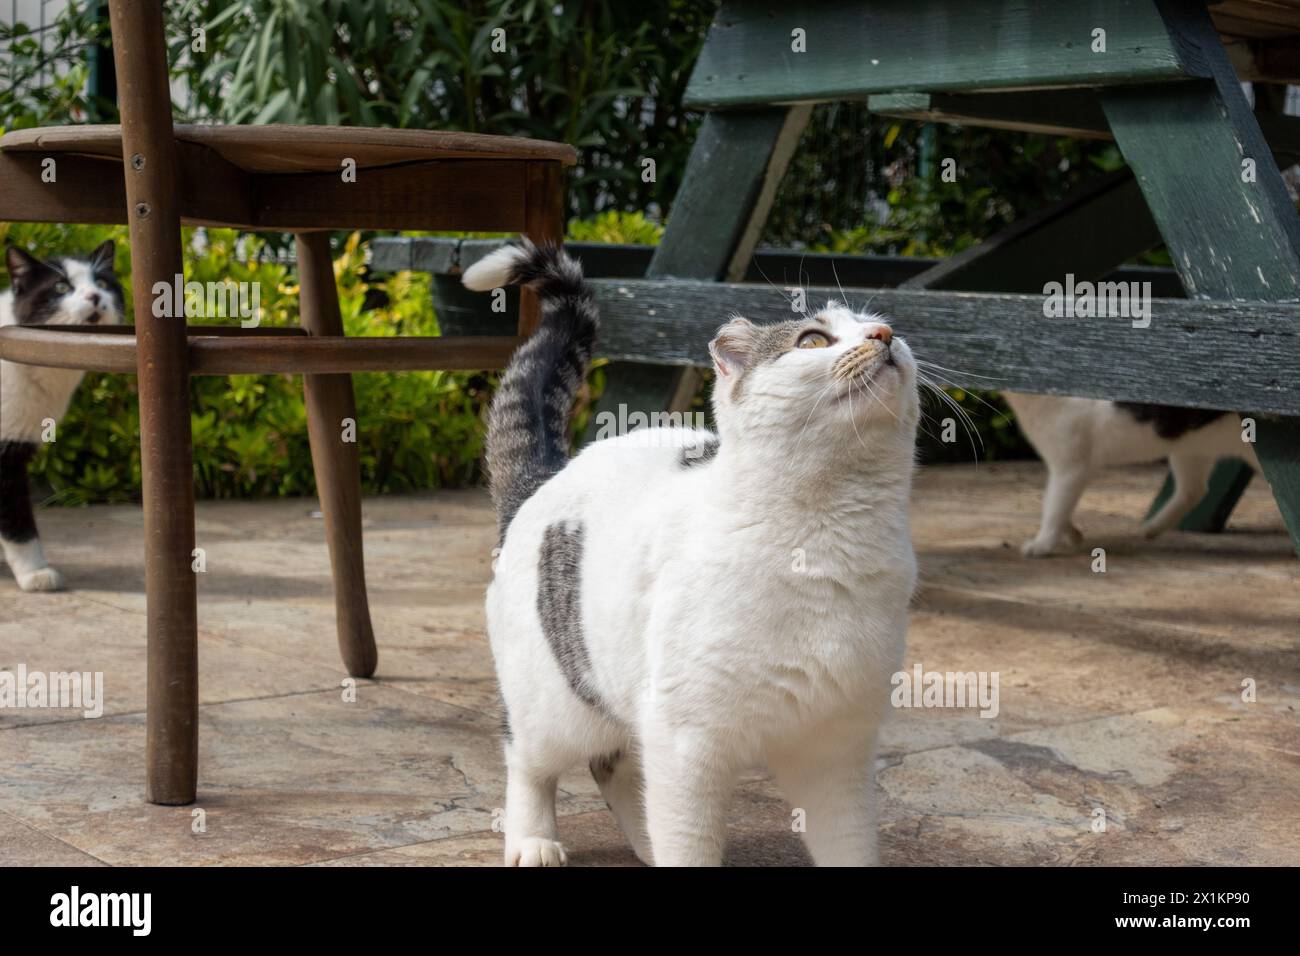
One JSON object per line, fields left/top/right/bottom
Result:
{"left": 0, "top": 241, "right": 124, "bottom": 590}
{"left": 1004, "top": 392, "right": 1257, "bottom": 557}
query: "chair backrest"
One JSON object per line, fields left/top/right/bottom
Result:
{"left": 107, "top": 0, "right": 183, "bottom": 315}
{"left": 106, "top": 0, "right": 196, "bottom": 546}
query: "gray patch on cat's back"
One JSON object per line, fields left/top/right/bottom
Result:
{"left": 537, "top": 521, "right": 607, "bottom": 712}
{"left": 679, "top": 436, "right": 719, "bottom": 468}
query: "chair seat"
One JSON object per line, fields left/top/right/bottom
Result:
{"left": 0, "top": 324, "right": 520, "bottom": 375}
{"left": 0, "top": 124, "right": 577, "bottom": 174}
{"left": 0, "top": 124, "right": 571, "bottom": 231}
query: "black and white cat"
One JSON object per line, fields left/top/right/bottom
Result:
{"left": 464, "top": 241, "right": 920, "bottom": 866}
{"left": 1004, "top": 392, "right": 1258, "bottom": 556}
{"left": 0, "top": 241, "right": 124, "bottom": 591}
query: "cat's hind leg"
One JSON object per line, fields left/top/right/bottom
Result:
{"left": 0, "top": 441, "right": 63, "bottom": 592}
{"left": 1141, "top": 453, "right": 1216, "bottom": 538}
{"left": 503, "top": 742, "right": 568, "bottom": 867}
{"left": 591, "top": 746, "right": 652, "bottom": 865}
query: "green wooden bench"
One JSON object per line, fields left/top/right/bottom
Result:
{"left": 371, "top": 237, "right": 1187, "bottom": 434}
{"left": 381, "top": 0, "right": 1300, "bottom": 555}
{"left": 593, "top": 0, "right": 1300, "bottom": 555}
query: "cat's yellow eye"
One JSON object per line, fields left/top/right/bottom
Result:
{"left": 95, "top": 278, "right": 112, "bottom": 290}
{"left": 797, "top": 330, "right": 830, "bottom": 349}
{"left": 54, "top": 281, "right": 70, "bottom": 294}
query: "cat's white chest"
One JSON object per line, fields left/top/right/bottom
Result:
{"left": 647, "top": 516, "right": 913, "bottom": 737}
{"left": 0, "top": 359, "right": 86, "bottom": 443}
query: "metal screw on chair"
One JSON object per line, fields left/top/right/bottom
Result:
{"left": 131, "top": 153, "right": 145, "bottom": 170}
{"left": 135, "top": 201, "right": 151, "bottom": 218}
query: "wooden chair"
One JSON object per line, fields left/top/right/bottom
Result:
{"left": 0, "top": 0, "right": 574, "bottom": 804}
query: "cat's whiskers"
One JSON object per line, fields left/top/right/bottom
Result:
{"left": 863, "top": 369, "right": 956, "bottom": 452}
{"left": 914, "top": 358, "right": 998, "bottom": 382}
{"left": 911, "top": 361, "right": 996, "bottom": 457}
{"left": 914, "top": 370, "right": 982, "bottom": 461}
{"left": 844, "top": 375, "right": 871, "bottom": 453}
{"left": 915, "top": 370, "right": 975, "bottom": 435}
{"left": 921, "top": 374, "right": 980, "bottom": 440}
{"left": 793, "top": 377, "right": 844, "bottom": 452}
{"left": 854, "top": 370, "right": 904, "bottom": 427}
{"left": 914, "top": 359, "right": 1004, "bottom": 418}
{"left": 747, "top": 258, "right": 812, "bottom": 319}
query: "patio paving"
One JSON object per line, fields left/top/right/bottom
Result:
{"left": 1, "top": 460, "right": 1296, "bottom": 866}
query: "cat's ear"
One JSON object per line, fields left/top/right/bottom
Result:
{"left": 5, "top": 246, "right": 47, "bottom": 292}
{"left": 708, "top": 316, "right": 759, "bottom": 378}
{"left": 89, "top": 240, "right": 115, "bottom": 273}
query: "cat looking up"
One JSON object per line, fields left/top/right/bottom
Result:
{"left": 463, "top": 241, "right": 920, "bottom": 866}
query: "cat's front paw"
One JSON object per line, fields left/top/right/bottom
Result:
{"left": 506, "top": 837, "right": 568, "bottom": 867}
{"left": 16, "top": 566, "right": 65, "bottom": 592}
{"left": 1020, "top": 527, "right": 1083, "bottom": 558}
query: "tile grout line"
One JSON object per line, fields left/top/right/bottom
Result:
{"left": 0, "top": 686, "right": 340, "bottom": 733}
{"left": 1, "top": 676, "right": 502, "bottom": 744}
{"left": 0, "top": 806, "right": 114, "bottom": 867}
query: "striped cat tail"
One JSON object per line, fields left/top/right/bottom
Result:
{"left": 463, "top": 239, "right": 599, "bottom": 541}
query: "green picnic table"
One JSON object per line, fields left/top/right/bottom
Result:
{"left": 378, "top": 0, "right": 1300, "bottom": 554}
{"left": 595, "top": 0, "right": 1300, "bottom": 554}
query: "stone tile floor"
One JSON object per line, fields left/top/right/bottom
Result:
{"left": 1, "top": 461, "right": 1296, "bottom": 866}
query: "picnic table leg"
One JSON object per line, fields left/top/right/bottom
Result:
{"left": 585, "top": 106, "right": 811, "bottom": 439}
{"left": 1140, "top": 83, "right": 1299, "bottom": 533}
{"left": 296, "top": 232, "right": 378, "bottom": 678}
{"left": 1100, "top": 0, "right": 1300, "bottom": 554}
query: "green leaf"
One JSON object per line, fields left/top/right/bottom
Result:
{"left": 252, "top": 88, "right": 290, "bottom": 125}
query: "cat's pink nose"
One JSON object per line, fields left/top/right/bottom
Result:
{"left": 865, "top": 324, "right": 892, "bottom": 344}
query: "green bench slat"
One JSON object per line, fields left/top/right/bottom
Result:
{"left": 588, "top": 277, "right": 1300, "bottom": 416}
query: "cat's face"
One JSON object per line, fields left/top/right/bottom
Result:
{"left": 3, "top": 241, "right": 124, "bottom": 327}
{"left": 709, "top": 302, "right": 919, "bottom": 448}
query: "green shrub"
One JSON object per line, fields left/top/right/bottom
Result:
{"left": 162, "top": 0, "right": 714, "bottom": 221}
{"left": 0, "top": 5, "right": 110, "bottom": 130}
{"left": 567, "top": 210, "right": 664, "bottom": 246}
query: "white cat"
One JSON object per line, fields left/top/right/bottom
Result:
{"left": 464, "top": 241, "right": 920, "bottom": 866}
{"left": 1004, "top": 392, "right": 1258, "bottom": 557}
{"left": 1, "top": 241, "right": 124, "bottom": 591}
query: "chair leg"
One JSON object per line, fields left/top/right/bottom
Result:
{"left": 107, "top": 0, "right": 198, "bottom": 805}
{"left": 518, "top": 161, "right": 566, "bottom": 337}
{"left": 141, "top": 386, "right": 200, "bottom": 805}
{"left": 295, "top": 232, "right": 378, "bottom": 678}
